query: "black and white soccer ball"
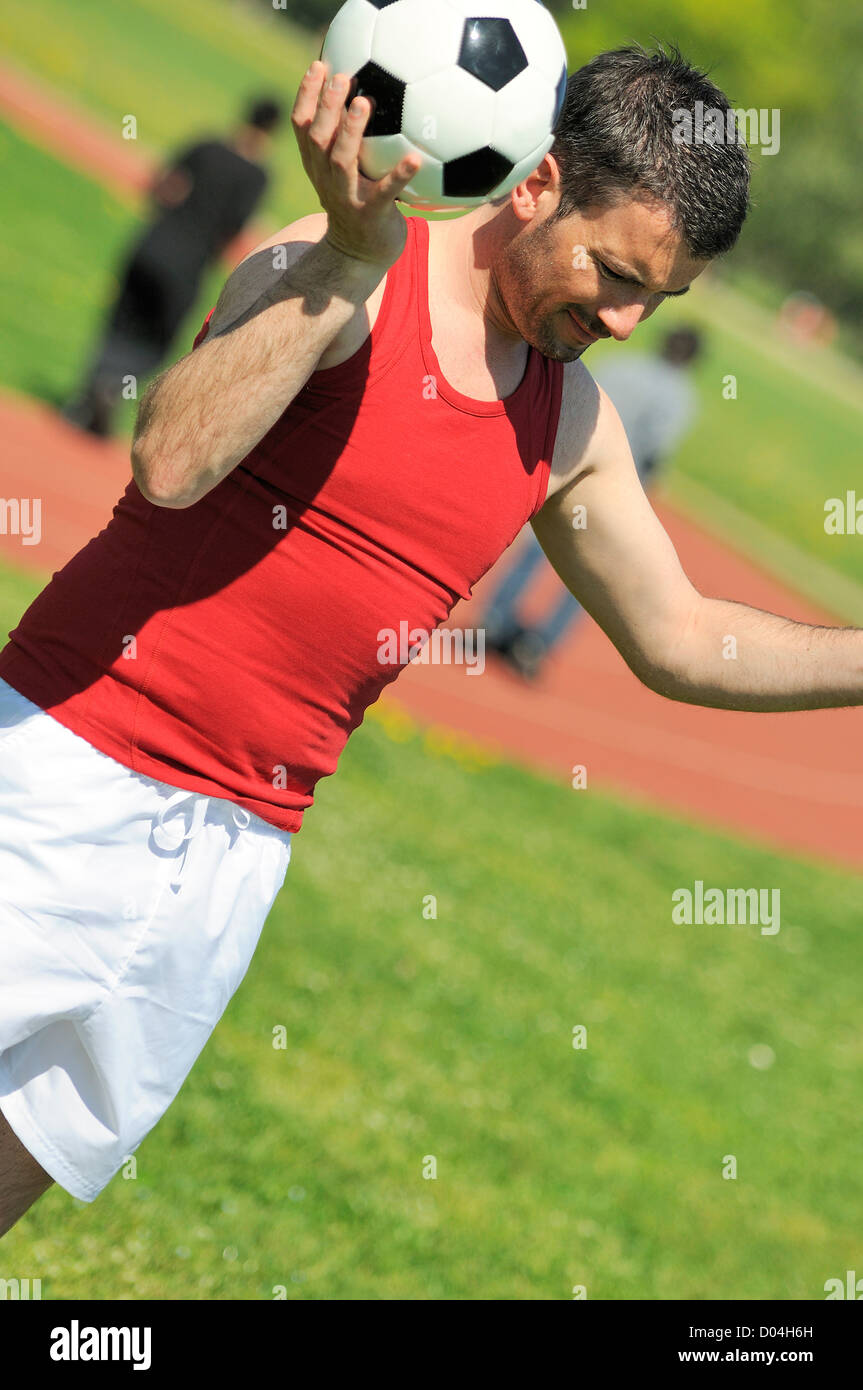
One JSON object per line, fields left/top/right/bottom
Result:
{"left": 320, "top": 0, "right": 568, "bottom": 209}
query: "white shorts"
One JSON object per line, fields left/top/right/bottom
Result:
{"left": 0, "top": 677, "right": 292, "bottom": 1202}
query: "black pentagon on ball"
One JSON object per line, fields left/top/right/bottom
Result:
{"left": 366, "top": 0, "right": 400, "bottom": 7}
{"left": 458, "top": 17, "right": 528, "bottom": 92}
{"left": 443, "top": 146, "right": 514, "bottom": 199}
{"left": 350, "top": 61, "right": 406, "bottom": 137}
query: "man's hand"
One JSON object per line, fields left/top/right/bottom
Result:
{"left": 292, "top": 60, "right": 422, "bottom": 269}
{"left": 150, "top": 167, "right": 192, "bottom": 211}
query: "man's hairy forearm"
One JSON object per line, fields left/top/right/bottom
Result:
{"left": 131, "top": 239, "right": 385, "bottom": 508}
{"left": 654, "top": 596, "right": 863, "bottom": 711}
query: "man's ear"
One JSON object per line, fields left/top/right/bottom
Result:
{"left": 509, "top": 151, "right": 561, "bottom": 223}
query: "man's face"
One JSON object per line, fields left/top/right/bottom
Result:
{"left": 494, "top": 191, "right": 710, "bottom": 362}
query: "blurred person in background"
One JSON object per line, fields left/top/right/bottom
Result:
{"left": 482, "top": 326, "right": 703, "bottom": 678}
{"left": 63, "top": 95, "right": 285, "bottom": 438}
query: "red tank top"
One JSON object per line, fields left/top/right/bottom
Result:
{"left": 0, "top": 216, "right": 562, "bottom": 832}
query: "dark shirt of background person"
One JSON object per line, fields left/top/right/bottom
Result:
{"left": 64, "top": 95, "right": 284, "bottom": 437}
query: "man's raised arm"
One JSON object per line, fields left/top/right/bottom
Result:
{"left": 131, "top": 60, "right": 420, "bottom": 510}
{"left": 532, "top": 376, "right": 863, "bottom": 713}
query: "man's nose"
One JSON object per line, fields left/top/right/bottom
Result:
{"left": 596, "top": 300, "right": 652, "bottom": 342}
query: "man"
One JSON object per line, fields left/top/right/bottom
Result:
{"left": 482, "top": 327, "right": 703, "bottom": 678}
{"left": 62, "top": 95, "right": 284, "bottom": 437}
{"left": 1, "top": 46, "right": 859, "bottom": 1236}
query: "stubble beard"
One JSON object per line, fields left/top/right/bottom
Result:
{"left": 497, "top": 218, "right": 587, "bottom": 364}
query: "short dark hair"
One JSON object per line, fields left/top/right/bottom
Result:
{"left": 547, "top": 44, "right": 751, "bottom": 260}
{"left": 246, "top": 97, "right": 284, "bottom": 133}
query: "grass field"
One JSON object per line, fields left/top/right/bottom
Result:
{"left": 2, "top": 558, "right": 861, "bottom": 1300}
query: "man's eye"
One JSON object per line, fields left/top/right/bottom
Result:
{"left": 597, "top": 260, "right": 628, "bottom": 282}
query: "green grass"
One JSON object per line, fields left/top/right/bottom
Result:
{"left": 0, "top": 0, "right": 318, "bottom": 227}
{"left": 2, "top": 559, "right": 861, "bottom": 1299}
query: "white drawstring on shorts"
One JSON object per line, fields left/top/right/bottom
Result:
{"left": 151, "top": 790, "right": 251, "bottom": 890}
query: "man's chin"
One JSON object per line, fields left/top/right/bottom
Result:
{"left": 535, "top": 337, "right": 589, "bottom": 363}
{"left": 516, "top": 310, "right": 591, "bottom": 363}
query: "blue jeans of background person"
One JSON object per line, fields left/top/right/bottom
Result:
{"left": 482, "top": 530, "right": 583, "bottom": 652}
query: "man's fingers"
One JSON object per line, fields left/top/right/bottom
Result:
{"left": 329, "top": 95, "right": 371, "bottom": 178}
{"left": 306, "top": 71, "right": 352, "bottom": 153}
{"left": 374, "top": 153, "right": 422, "bottom": 201}
{"left": 291, "top": 60, "right": 329, "bottom": 131}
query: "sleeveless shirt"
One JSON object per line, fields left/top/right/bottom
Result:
{"left": 0, "top": 215, "right": 563, "bottom": 831}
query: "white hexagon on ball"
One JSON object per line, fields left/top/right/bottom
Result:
{"left": 372, "top": 0, "right": 464, "bottom": 85}
{"left": 403, "top": 67, "right": 496, "bottom": 162}
{"left": 360, "top": 131, "right": 445, "bottom": 207}
{"left": 492, "top": 66, "right": 559, "bottom": 162}
{"left": 506, "top": 0, "right": 567, "bottom": 85}
{"left": 320, "top": 0, "right": 379, "bottom": 78}
{"left": 358, "top": 130, "right": 416, "bottom": 183}
{"left": 400, "top": 153, "right": 445, "bottom": 208}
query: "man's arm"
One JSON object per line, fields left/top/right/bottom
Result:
{"left": 130, "top": 228, "right": 383, "bottom": 508}
{"left": 150, "top": 165, "right": 193, "bottom": 210}
{"left": 149, "top": 142, "right": 200, "bottom": 210}
{"left": 532, "top": 375, "right": 863, "bottom": 712}
{"left": 131, "top": 62, "right": 420, "bottom": 510}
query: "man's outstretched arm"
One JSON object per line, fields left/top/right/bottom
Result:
{"left": 532, "top": 379, "right": 862, "bottom": 713}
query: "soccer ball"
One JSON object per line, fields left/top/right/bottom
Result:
{"left": 320, "top": 0, "right": 568, "bottom": 210}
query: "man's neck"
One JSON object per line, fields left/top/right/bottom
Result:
{"left": 429, "top": 205, "right": 521, "bottom": 345}
{"left": 232, "top": 128, "right": 264, "bottom": 163}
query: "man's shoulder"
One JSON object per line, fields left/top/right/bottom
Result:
{"left": 542, "top": 359, "right": 609, "bottom": 497}
{"left": 559, "top": 357, "right": 603, "bottom": 425}
{"left": 238, "top": 212, "right": 329, "bottom": 264}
